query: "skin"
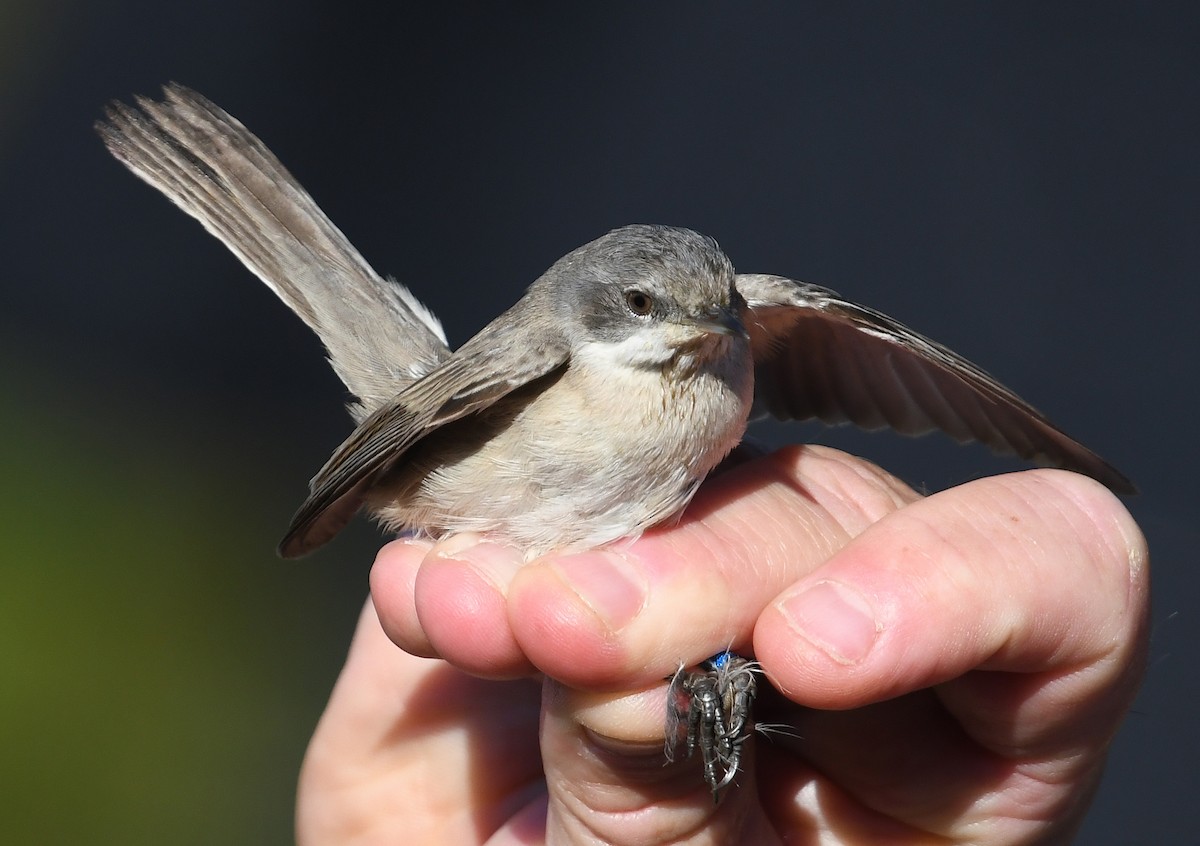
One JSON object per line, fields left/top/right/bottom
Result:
{"left": 296, "top": 445, "right": 1149, "bottom": 845}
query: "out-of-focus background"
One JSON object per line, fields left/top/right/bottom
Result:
{"left": 2, "top": 3, "right": 1195, "bottom": 842}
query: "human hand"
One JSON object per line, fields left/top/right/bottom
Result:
{"left": 297, "top": 445, "right": 1148, "bottom": 845}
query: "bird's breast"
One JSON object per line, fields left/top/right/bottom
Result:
{"left": 368, "top": 336, "right": 754, "bottom": 556}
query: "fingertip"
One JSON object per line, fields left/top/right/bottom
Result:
{"left": 415, "top": 539, "right": 535, "bottom": 678}
{"left": 510, "top": 537, "right": 751, "bottom": 687}
{"left": 369, "top": 538, "right": 437, "bottom": 657}
{"left": 508, "top": 551, "right": 639, "bottom": 686}
{"left": 1009, "top": 469, "right": 1152, "bottom": 691}
{"left": 958, "top": 469, "right": 1149, "bottom": 651}
{"left": 1029, "top": 468, "right": 1149, "bottom": 597}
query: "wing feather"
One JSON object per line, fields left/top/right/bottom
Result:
{"left": 278, "top": 303, "right": 571, "bottom": 556}
{"left": 737, "top": 273, "right": 1134, "bottom": 493}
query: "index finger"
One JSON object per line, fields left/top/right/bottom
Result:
{"left": 506, "top": 445, "right": 920, "bottom": 688}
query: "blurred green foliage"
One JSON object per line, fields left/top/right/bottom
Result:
{"left": 0, "top": 372, "right": 370, "bottom": 844}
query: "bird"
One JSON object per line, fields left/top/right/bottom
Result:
{"left": 96, "top": 83, "right": 1133, "bottom": 798}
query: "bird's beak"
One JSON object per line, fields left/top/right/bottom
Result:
{"left": 690, "top": 304, "right": 748, "bottom": 339}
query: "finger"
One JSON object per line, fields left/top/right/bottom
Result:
{"left": 415, "top": 535, "right": 535, "bottom": 677}
{"left": 372, "top": 535, "right": 538, "bottom": 677}
{"left": 297, "top": 601, "right": 544, "bottom": 844}
{"left": 369, "top": 537, "right": 438, "bottom": 657}
{"left": 762, "top": 691, "right": 1106, "bottom": 844}
{"left": 755, "top": 740, "right": 961, "bottom": 845}
{"left": 504, "top": 445, "right": 920, "bottom": 688}
{"left": 538, "top": 678, "right": 782, "bottom": 846}
{"left": 754, "top": 470, "right": 1148, "bottom": 840}
{"left": 757, "top": 469, "right": 1148, "bottom": 723}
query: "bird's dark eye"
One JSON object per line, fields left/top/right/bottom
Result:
{"left": 624, "top": 290, "right": 654, "bottom": 316}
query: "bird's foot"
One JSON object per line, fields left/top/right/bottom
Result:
{"left": 665, "top": 651, "right": 759, "bottom": 802}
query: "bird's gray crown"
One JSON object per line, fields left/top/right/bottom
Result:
{"left": 540, "top": 224, "right": 738, "bottom": 343}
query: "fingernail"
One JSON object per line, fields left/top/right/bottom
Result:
{"left": 550, "top": 551, "right": 647, "bottom": 632}
{"left": 779, "top": 581, "right": 879, "bottom": 665}
{"left": 431, "top": 537, "right": 524, "bottom": 589}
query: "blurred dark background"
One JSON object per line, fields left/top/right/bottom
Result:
{"left": 1, "top": 2, "right": 1195, "bottom": 842}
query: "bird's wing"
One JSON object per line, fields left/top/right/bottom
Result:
{"left": 278, "top": 305, "right": 571, "bottom": 556}
{"left": 736, "top": 273, "right": 1134, "bottom": 493}
{"left": 97, "top": 83, "right": 450, "bottom": 417}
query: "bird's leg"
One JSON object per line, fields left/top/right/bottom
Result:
{"left": 664, "top": 652, "right": 759, "bottom": 802}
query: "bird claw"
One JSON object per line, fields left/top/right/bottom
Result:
{"left": 665, "top": 652, "right": 759, "bottom": 802}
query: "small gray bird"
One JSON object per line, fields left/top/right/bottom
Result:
{"left": 97, "top": 84, "right": 1132, "bottom": 797}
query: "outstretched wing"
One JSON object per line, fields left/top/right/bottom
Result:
{"left": 737, "top": 273, "right": 1134, "bottom": 494}
{"left": 97, "top": 83, "right": 449, "bottom": 417}
{"left": 278, "top": 303, "right": 571, "bottom": 557}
